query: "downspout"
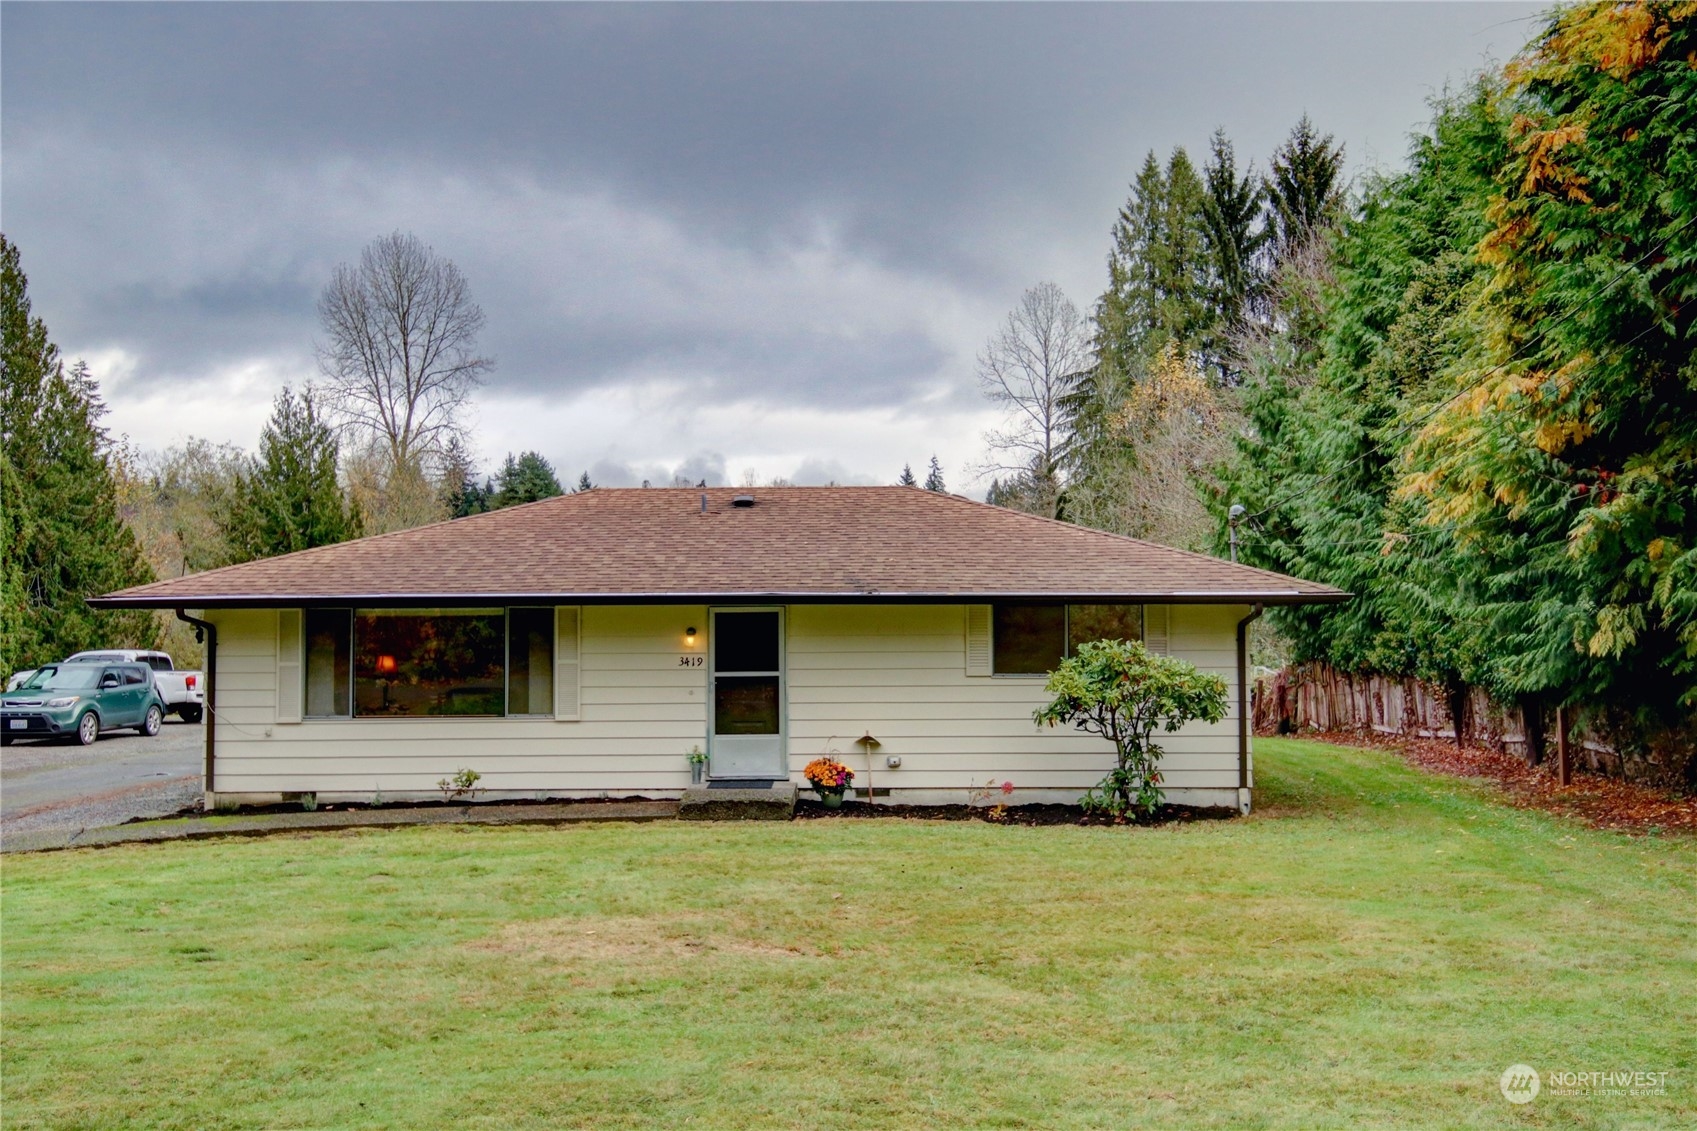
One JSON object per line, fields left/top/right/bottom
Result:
{"left": 1236, "top": 604, "right": 1264, "bottom": 815}
{"left": 176, "top": 609, "right": 217, "bottom": 797}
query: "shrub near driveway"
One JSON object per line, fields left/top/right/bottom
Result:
{"left": 2, "top": 737, "right": 1693, "bottom": 1129}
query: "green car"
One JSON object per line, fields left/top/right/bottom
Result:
{"left": 1, "top": 662, "right": 166, "bottom": 746}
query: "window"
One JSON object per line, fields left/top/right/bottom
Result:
{"left": 355, "top": 609, "right": 505, "bottom": 717}
{"left": 1067, "top": 604, "right": 1144, "bottom": 655}
{"left": 121, "top": 666, "right": 148, "bottom": 685}
{"left": 305, "top": 608, "right": 352, "bottom": 717}
{"left": 992, "top": 605, "right": 1066, "bottom": 674}
{"left": 144, "top": 654, "right": 172, "bottom": 672}
{"left": 506, "top": 607, "right": 555, "bottom": 716}
{"left": 992, "top": 603, "right": 1144, "bottom": 675}
{"left": 304, "top": 607, "right": 557, "bottom": 719}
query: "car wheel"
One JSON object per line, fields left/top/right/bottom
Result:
{"left": 179, "top": 706, "right": 203, "bottom": 724}
{"left": 76, "top": 711, "right": 100, "bottom": 746}
{"left": 141, "top": 704, "right": 163, "bottom": 737}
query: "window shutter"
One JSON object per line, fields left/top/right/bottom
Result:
{"left": 965, "top": 605, "right": 992, "bottom": 676}
{"left": 554, "top": 606, "right": 581, "bottom": 721}
{"left": 1143, "top": 604, "right": 1169, "bottom": 656}
{"left": 276, "top": 609, "right": 303, "bottom": 724}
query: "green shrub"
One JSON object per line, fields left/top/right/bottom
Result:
{"left": 1034, "top": 639, "right": 1228, "bottom": 818}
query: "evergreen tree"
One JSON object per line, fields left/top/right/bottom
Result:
{"left": 0, "top": 235, "right": 156, "bottom": 670}
{"left": 1410, "top": 4, "right": 1697, "bottom": 716}
{"left": 1266, "top": 114, "right": 1346, "bottom": 256}
{"left": 439, "top": 435, "right": 490, "bottom": 518}
{"left": 1094, "top": 148, "right": 1212, "bottom": 380}
{"left": 574, "top": 471, "right": 594, "bottom": 493}
{"left": 923, "top": 455, "right": 946, "bottom": 493}
{"left": 897, "top": 463, "right": 917, "bottom": 487}
{"left": 1217, "top": 82, "right": 1506, "bottom": 694}
{"left": 492, "top": 451, "right": 563, "bottom": 507}
{"left": 0, "top": 447, "right": 32, "bottom": 668}
{"left": 225, "top": 386, "right": 362, "bottom": 561}
{"left": 1199, "top": 128, "right": 1269, "bottom": 379}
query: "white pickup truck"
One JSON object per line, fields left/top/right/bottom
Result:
{"left": 5, "top": 650, "right": 205, "bottom": 722}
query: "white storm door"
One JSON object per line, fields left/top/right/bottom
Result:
{"left": 709, "top": 608, "right": 785, "bottom": 779}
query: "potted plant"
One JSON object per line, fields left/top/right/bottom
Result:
{"left": 803, "top": 757, "right": 855, "bottom": 808}
{"left": 687, "top": 745, "right": 707, "bottom": 784}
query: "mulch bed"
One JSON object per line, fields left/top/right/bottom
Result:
{"left": 1298, "top": 729, "right": 1697, "bottom": 836}
{"left": 135, "top": 794, "right": 661, "bottom": 824}
{"left": 793, "top": 799, "right": 1239, "bottom": 827}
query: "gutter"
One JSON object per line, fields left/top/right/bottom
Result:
{"left": 1236, "top": 603, "right": 1264, "bottom": 814}
{"left": 175, "top": 609, "right": 216, "bottom": 795}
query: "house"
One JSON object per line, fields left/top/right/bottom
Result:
{"left": 90, "top": 487, "right": 1346, "bottom": 812}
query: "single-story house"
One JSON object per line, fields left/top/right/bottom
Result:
{"left": 90, "top": 487, "right": 1346, "bottom": 811}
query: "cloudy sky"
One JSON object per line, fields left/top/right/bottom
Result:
{"left": 3, "top": 1, "right": 1541, "bottom": 492}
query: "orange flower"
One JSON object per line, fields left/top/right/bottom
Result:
{"left": 804, "top": 757, "right": 855, "bottom": 789}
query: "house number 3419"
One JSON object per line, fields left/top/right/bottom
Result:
{"left": 678, "top": 655, "right": 704, "bottom": 667}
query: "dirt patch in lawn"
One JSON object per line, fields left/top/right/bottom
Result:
{"left": 468, "top": 915, "right": 821, "bottom": 965}
{"left": 792, "top": 799, "right": 1239, "bottom": 826}
{"left": 1301, "top": 730, "right": 1697, "bottom": 836}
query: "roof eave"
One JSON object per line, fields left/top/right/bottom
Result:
{"left": 87, "top": 589, "right": 1351, "bottom": 610}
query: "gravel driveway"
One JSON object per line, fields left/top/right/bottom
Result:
{"left": 1, "top": 720, "right": 204, "bottom": 842}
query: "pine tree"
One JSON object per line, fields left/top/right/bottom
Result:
{"left": 897, "top": 463, "right": 917, "bottom": 487}
{"left": 0, "top": 235, "right": 156, "bottom": 670}
{"left": 492, "top": 451, "right": 563, "bottom": 507}
{"left": 574, "top": 471, "right": 594, "bottom": 493}
{"left": 923, "top": 455, "right": 946, "bottom": 493}
{"left": 1266, "top": 115, "right": 1346, "bottom": 256}
{"left": 225, "top": 386, "right": 362, "bottom": 561}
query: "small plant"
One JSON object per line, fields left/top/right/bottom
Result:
{"left": 437, "top": 768, "right": 483, "bottom": 803}
{"left": 686, "top": 745, "right": 707, "bottom": 765}
{"left": 803, "top": 757, "right": 854, "bottom": 793}
{"left": 966, "top": 779, "right": 1014, "bottom": 807}
{"left": 300, "top": 792, "right": 318, "bottom": 812}
{"left": 1035, "top": 639, "right": 1227, "bottom": 820}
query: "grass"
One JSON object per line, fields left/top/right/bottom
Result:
{"left": 2, "top": 737, "right": 1693, "bottom": 1129}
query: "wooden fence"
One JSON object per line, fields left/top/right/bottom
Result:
{"left": 1251, "top": 662, "right": 1695, "bottom": 790}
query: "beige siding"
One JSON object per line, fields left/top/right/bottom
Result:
{"left": 206, "top": 605, "right": 707, "bottom": 797}
{"left": 785, "top": 604, "right": 1244, "bottom": 799}
{"left": 202, "top": 601, "right": 1248, "bottom": 805}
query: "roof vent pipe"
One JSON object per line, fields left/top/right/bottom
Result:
{"left": 732, "top": 494, "right": 755, "bottom": 508}
{"left": 700, "top": 493, "right": 708, "bottom": 514}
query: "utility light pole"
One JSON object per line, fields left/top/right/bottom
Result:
{"left": 1228, "top": 504, "right": 1246, "bottom": 563}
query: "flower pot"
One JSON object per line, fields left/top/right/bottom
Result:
{"left": 816, "top": 787, "right": 846, "bottom": 809}
{"left": 690, "top": 761, "right": 705, "bottom": 784}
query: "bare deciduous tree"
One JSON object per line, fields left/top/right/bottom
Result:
{"left": 316, "top": 232, "right": 492, "bottom": 473}
{"left": 976, "top": 282, "right": 1091, "bottom": 518}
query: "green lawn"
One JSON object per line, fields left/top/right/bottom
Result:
{"left": 3, "top": 738, "right": 1693, "bottom": 1129}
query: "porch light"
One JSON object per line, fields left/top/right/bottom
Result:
{"left": 685, "top": 626, "right": 697, "bottom": 646}
{"left": 375, "top": 654, "right": 398, "bottom": 675}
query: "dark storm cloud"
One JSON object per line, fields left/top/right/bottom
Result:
{"left": 1, "top": 1, "right": 1543, "bottom": 421}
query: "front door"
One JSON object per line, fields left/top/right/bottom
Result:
{"left": 709, "top": 609, "right": 785, "bottom": 780}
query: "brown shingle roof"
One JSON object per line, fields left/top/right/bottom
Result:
{"left": 90, "top": 487, "right": 1347, "bottom": 608}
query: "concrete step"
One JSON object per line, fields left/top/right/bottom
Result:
{"left": 678, "top": 782, "right": 796, "bottom": 821}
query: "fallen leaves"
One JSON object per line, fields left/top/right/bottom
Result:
{"left": 1299, "top": 730, "right": 1697, "bottom": 836}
